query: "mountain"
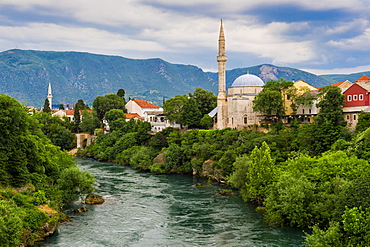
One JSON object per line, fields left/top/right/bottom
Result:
{"left": 206, "top": 64, "right": 331, "bottom": 89}
{"left": 1, "top": 49, "right": 364, "bottom": 108}
{"left": 320, "top": 72, "right": 370, "bottom": 84}
{"left": 0, "top": 49, "right": 216, "bottom": 107}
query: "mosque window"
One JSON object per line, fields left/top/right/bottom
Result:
{"left": 302, "top": 109, "right": 305, "bottom": 114}
{"left": 354, "top": 115, "right": 357, "bottom": 120}
{"left": 244, "top": 117, "right": 248, "bottom": 124}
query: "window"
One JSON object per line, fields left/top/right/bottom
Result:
{"left": 302, "top": 109, "right": 305, "bottom": 114}
{"left": 354, "top": 115, "right": 357, "bottom": 120}
{"left": 244, "top": 117, "right": 248, "bottom": 124}
{"left": 348, "top": 95, "right": 352, "bottom": 101}
{"left": 309, "top": 109, "right": 312, "bottom": 114}
{"left": 360, "top": 94, "right": 364, "bottom": 100}
{"left": 354, "top": 95, "right": 358, "bottom": 101}
{"left": 347, "top": 115, "right": 350, "bottom": 120}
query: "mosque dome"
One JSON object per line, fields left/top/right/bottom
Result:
{"left": 231, "top": 73, "right": 264, "bottom": 87}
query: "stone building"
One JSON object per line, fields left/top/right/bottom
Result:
{"left": 215, "top": 21, "right": 265, "bottom": 129}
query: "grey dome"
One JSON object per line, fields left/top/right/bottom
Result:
{"left": 231, "top": 74, "right": 264, "bottom": 87}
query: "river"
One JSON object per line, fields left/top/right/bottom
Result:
{"left": 38, "top": 157, "right": 304, "bottom": 246}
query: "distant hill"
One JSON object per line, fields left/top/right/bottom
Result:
{"left": 320, "top": 72, "right": 370, "bottom": 84}
{"left": 206, "top": 64, "right": 331, "bottom": 88}
{"left": 0, "top": 49, "right": 216, "bottom": 107}
{"left": 0, "top": 49, "right": 366, "bottom": 108}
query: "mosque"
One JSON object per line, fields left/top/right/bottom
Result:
{"left": 214, "top": 20, "right": 265, "bottom": 129}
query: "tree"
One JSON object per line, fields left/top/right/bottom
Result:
{"left": 117, "top": 89, "right": 126, "bottom": 103}
{"left": 59, "top": 104, "right": 65, "bottom": 110}
{"left": 314, "top": 86, "right": 346, "bottom": 154}
{"left": 73, "top": 104, "right": 81, "bottom": 133}
{"left": 43, "top": 98, "right": 51, "bottom": 113}
{"left": 192, "top": 87, "right": 217, "bottom": 116}
{"left": 163, "top": 94, "right": 188, "bottom": 127}
{"left": 253, "top": 79, "right": 293, "bottom": 119}
{"left": 80, "top": 110, "right": 101, "bottom": 135}
{"left": 93, "top": 94, "right": 127, "bottom": 122}
{"left": 356, "top": 112, "right": 370, "bottom": 133}
{"left": 105, "top": 109, "right": 125, "bottom": 122}
{"left": 56, "top": 167, "right": 95, "bottom": 202}
{"left": 200, "top": 114, "right": 214, "bottom": 129}
{"left": 75, "top": 99, "right": 88, "bottom": 110}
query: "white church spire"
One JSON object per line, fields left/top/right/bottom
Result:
{"left": 47, "top": 82, "right": 53, "bottom": 109}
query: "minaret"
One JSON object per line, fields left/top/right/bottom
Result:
{"left": 217, "top": 19, "right": 227, "bottom": 129}
{"left": 47, "top": 83, "right": 53, "bottom": 109}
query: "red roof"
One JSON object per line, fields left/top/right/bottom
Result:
{"left": 132, "top": 99, "right": 160, "bottom": 109}
{"left": 125, "top": 113, "right": 140, "bottom": 119}
{"left": 354, "top": 75, "right": 370, "bottom": 82}
{"left": 65, "top": 110, "right": 92, "bottom": 115}
{"left": 331, "top": 80, "right": 346, "bottom": 87}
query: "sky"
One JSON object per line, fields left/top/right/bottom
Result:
{"left": 1, "top": 0, "right": 370, "bottom": 75}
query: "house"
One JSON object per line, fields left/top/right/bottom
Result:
{"left": 125, "top": 99, "right": 180, "bottom": 132}
{"left": 282, "top": 80, "right": 319, "bottom": 124}
{"left": 342, "top": 77, "right": 370, "bottom": 129}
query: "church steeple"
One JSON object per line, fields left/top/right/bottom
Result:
{"left": 47, "top": 83, "right": 53, "bottom": 109}
{"left": 216, "top": 19, "right": 227, "bottom": 129}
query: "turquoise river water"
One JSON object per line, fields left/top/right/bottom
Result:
{"left": 38, "top": 157, "right": 305, "bottom": 246}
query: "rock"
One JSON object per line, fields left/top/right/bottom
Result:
{"left": 218, "top": 189, "right": 236, "bottom": 196}
{"left": 74, "top": 206, "right": 88, "bottom": 213}
{"left": 195, "top": 183, "right": 203, "bottom": 187}
{"left": 85, "top": 193, "right": 105, "bottom": 204}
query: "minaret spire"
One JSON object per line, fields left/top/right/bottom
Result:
{"left": 216, "top": 19, "right": 227, "bottom": 129}
{"left": 47, "top": 82, "right": 53, "bottom": 110}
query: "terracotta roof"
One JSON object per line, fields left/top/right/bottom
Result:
{"left": 331, "top": 80, "right": 347, "bottom": 87}
{"left": 132, "top": 99, "right": 160, "bottom": 109}
{"left": 65, "top": 110, "right": 92, "bottom": 115}
{"left": 354, "top": 75, "right": 370, "bottom": 82}
{"left": 125, "top": 113, "right": 140, "bottom": 119}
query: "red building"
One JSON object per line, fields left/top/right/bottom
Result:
{"left": 342, "top": 76, "right": 370, "bottom": 129}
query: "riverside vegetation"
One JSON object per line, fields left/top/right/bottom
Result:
{"left": 3, "top": 80, "right": 369, "bottom": 246}
{"left": 76, "top": 83, "right": 370, "bottom": 246}
{"left": 0, "top": 94, "right": 95, "bottom": 246}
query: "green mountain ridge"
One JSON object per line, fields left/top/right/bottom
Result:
{"left": 0, "top": 49, "right": 369, "bottom": 107}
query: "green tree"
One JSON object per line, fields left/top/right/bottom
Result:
{"left": 93, "top": 94, "right": 127, "bottom": 122}
{"left": 56, "top": 167, "right": 95, "bottom": 202}
{"left": 105, "top": 109, "right": 125, "bottom": 122}
{"left": 75, "top": 99, "right": 89, "bottom": 110}
{"left": 43, "top": 98, "right": 51, "bottom": 113}
{"left": 314, "top": 86, "right": 346, "bottom": 154}
{"left": 356, "top": 112, "right": 370, "bottom": 133}
{"left": 200, "top": 114, "right": 214, "bottom": 129}
{"left": 80, "top": 110, "right": 101, "bottom": 135}
{"left": 163, "top": 94, "right": 187, "bottom": 127}
{"left": 59, "top": 104, "right": 65, "bottom": 110}
{"left": 253, "top": 79, "right": 292, "bottom": 119}
{"left": 116, "top": 89, "right": 126, "bottom": 103}
{"left": 192, "top": 87, "right": 217, "bottom": 116}
{"left": 73, "top": 104, "right": 81, "bottom": 133}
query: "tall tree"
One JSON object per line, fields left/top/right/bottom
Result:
{"left": 93, "top": 94, "right": 126, "bottom": 122}
{"left": 43, "top": 98, "right": 51, "bottom": 113}
{"left": 163, "top": 95, "right": 187, "bottom": 127}
{"left": 73, "top": 104, "right": 81, "bottom": 133}
{"left": 192, "top": 87, "right": 217, "bottom": 116}
{"left": 116, "top": 89, "right": 126, "bottom": 104}
{"left": 314, "top": 86, "right": 346, "bottom": 154}
{"left": 253, "top": 79, "right": 293, "bottom": 119}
